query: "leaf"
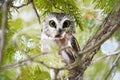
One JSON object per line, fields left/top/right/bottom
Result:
{"left": 17, "top": 65, "right": 50, "bottom": 80}
{"left": 113, "top": 28, "right": 120, "bottom": 41}
{"left": 0, "top": 69, "right": 17, "bottom": 80}
{"left": 92, "top": 0, "right": 119, "bottom": 13}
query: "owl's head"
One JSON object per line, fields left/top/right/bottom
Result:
{"left": 43, "top": 12, "right": 75, "bottom": 38}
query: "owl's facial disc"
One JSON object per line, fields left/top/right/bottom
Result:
{"left": 55, "top": 20, "right": 71, "bottom": 39}
{"left": 55, "top": 28, "right": 63, "bottom": 38}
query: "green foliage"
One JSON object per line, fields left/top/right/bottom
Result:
{"left": 0, "top": 69, "right": 17, "bottom": 80}
{"left": 113, "top": 28, "right": 120, "bottom": 41}
{"left": 117, "top": 61, "right": 120, "bottom": 71}
{"left": 34, "top": 0, "right": 83, "bottom": 30}
{"left": 17, "top": 65, "right": 50, "bottom": 80}
{"left": 1, "top": 0, "right": 120, "bottom": 80}
{"left": 0, "top": 7, "right": 2, "bottom": 28}
{"left": 93, "top": 0, "right": 119, "bottom": 13}
{"left": 35, "top": 0, "right": 52, "bottom": 15}
{"left": 1, "top": 18, "right": 24, "bottom": 65}
{"left": 84, "top": 52, "right": 109, "bottom": 80}
{"left": 2, "top": 42, "right": 16, "bottom": 64}
{"left": 1, "top": 21, "right": 17, "bottom": 65}
{"left": 9, "top": 18, "right": 23, "bottom": 31}
{"left": 83, "top": 0, "right": 119, "bottom": 13}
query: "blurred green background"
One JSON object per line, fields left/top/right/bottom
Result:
{"left": 0, "top": 0, "right": 120, "bottom": 80}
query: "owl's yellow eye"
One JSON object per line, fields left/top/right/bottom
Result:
{"left": 63, "top": 20, "right": 71, "bottom": 28}
{"left": 49, "top": 20, "right": 56, "bottom": 28}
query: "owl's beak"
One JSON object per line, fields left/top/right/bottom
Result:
{"left": 55, "top": 29, "right": 62, "bottom": 38}
{"left": 57, "top": 29, "right": 62, "bottom": 35}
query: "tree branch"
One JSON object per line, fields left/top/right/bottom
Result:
{"left": 0, "top": 0, "right": 11, "bottom": 63}
{"left": 78, "top": 24, "right": 118, "bottom": 55}
{"left": 91, "top": 50, "right": 120, "bottom": 65}
{"left": 0, "top": 52, "right": 47, "bottom": 70}
{"left": 33, "top": 60, "right": 64, "bottom": 80}
{"left": 67, "top": 1, "right": 120, "bottom": 79}
{"left": 105, "top": 54, "right": 120, "bottom": 80}
{"left": 31, "top": 0, "right": 41, "bottom": 24}
{"left": 11, "top": 0, "right": 31, "bottom": 9}
{"left": 11, "top": 0, "right": 41, "bottom": 24}
{"left": 0, "top": 52, "right": 67, "bottom": 71}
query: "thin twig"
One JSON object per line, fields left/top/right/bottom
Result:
{"left": 91, "top": 50, "right": 120, "bottom": 64}
{"left": 23, "top": 49, "right": 34, "bottom": 61}
{"left": 31, "top": 1, "right": 41, "bottom": 24}
{"left": 105, "top": 54, "right": 120, "bottom": 80}
{"left": 0, "top": 52, "right": 47, "bottom": 70}
{"left": 25, "top": 53, "right": 66, "bottom": 80}
{"left": 11, "top": 0, "right": 41, "bottom": 24}
{"left": 0, "top": 51, "right": 67, "bottom": 71}
{"left": 11, "top": 0, "right": 31, "bottom": 9}
{"left": 33, "top": 60, "right": 66, "bottom": 70}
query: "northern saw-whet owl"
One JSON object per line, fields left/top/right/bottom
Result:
{"left": 41, "top": 12, "right": 80, "bottom": 64}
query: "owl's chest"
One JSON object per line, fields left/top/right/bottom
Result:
{"left": 55, "top": 37, "right": 70, "bottom": 49}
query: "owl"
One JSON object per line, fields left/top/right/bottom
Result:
{"left": 41, "top": 12, "right": 80, "bottom": 64}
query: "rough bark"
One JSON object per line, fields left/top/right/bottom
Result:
{"left": 68, "top": 1, "right": 120, "bottom": 80}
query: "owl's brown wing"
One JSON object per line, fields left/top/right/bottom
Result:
{"left": 70, "top": 35, "right": 81, "bottom": 55}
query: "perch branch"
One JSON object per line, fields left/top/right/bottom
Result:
{"left": 69, "top": 23, "right": 120, "bottom": 69}
{"left": 78, "top": 24, "right": 118, "bottom": 55}
{"left": 66, "top": 1, "right": 120, "bottom": 79}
